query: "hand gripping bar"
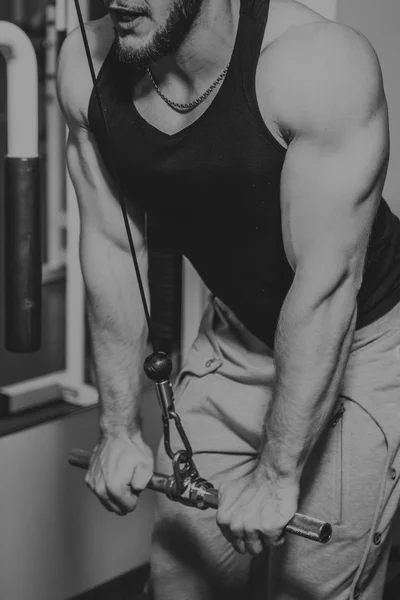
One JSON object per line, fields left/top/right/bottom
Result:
{"left": 68, "top": 449, "right": 332, "bottom": 544}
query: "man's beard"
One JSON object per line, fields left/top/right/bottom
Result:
{"left": 114, "top": 0, "right": 204, "bottom": 70}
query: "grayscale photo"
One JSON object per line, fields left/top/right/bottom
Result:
{"left": 0, "top": 1, "right": 400, "bottom": 599}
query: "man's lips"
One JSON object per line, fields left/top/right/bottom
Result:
{"left": 109, "top": 6, "right": 148, "bottom": 19}
{"left": 116, "top": 13, "right": 142, "bottom": 22}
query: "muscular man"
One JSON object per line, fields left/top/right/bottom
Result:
{"left": 57, "top": 1, "right": 400, "bottom": 598}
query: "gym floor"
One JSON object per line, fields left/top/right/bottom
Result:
{"left": 71, "top": 564, "right": 149, "bottom": 600}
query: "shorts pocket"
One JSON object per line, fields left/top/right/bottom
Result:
{"left": 299, "top": 395, "right": 389, "bottom": 533}
{"left": 298, "top": 398, "right": 346, "bottom": 527}
{"left": 339, "top": 396, "right": 389, "bottom": 534}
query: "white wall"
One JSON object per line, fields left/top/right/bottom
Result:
{"left": 0, "top": 390, "right": 162, "bottom": 600}
{"left": 338, "top": 0, "right": 400, "bottom": 217}
{"left": 296, "top": 0, "right": 337, "bottom": 20}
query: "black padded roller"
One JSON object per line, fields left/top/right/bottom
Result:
{"left": 4, "top": 157, "right": 42, "bottom": 353}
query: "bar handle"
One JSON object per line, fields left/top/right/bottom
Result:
{"left": 69, "top": 449, "right": 332, "bottom": 545}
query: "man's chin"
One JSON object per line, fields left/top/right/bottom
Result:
{"left": 115, "top": 39, "right": 151, "bottom": 70}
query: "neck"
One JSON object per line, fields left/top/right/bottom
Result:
{"left": 152, "top": 0, "right": 239, "bottom": 90}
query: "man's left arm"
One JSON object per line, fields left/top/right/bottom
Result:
{"left": 217, "top": 25, "right": 390, "bottom": 555}
{"left": 259, "top": 25, "right": 390, "bottom": 487}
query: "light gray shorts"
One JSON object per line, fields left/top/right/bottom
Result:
{"left": 148, "top": 296, "right": 400, "bottom": 600}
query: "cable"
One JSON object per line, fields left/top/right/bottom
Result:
{"left": 73, "top": 0, "right": 157, "bottom": 353}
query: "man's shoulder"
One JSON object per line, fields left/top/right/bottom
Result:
{"left": 263, "top": 0, "right": 326, "bottom": 49}
{"left": 57, "top": 15, "right": 114, "bottom": 128}
{"left": 258, "top": 15, "right": 383, "bottom": 142}
{"left": 262, "top": 18, "right": 379, "bottom": 95}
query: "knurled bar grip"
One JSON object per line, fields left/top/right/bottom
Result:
{"left": 69, "top": 449, "right": 332, "bottom": 544}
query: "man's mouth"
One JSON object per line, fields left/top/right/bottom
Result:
{"left": 109, "top": 6, "right": 148, "bottom": 22}
{"left": 118, "top": 13, "right": 141, "bottom": 22}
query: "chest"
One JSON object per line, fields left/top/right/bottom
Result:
{"left": 130, "top": 8, "right": 291, "bottom": 140}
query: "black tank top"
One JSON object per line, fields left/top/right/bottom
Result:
{"left": 88, "top": 0, "right": 400, "bottom": 348}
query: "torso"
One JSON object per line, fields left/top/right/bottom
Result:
{"left": 79, "top": 0, "right": 326, "bottom": 146}
{"left": 77, "top": 0, "right": 400, "bottom": 347}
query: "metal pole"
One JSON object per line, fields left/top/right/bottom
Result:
{"left": 44, "top": 3, "right": 66, "bottom": 271}
{"left": 9, "top": 0, "right": 26, "bottom": 27}
{"left": 0, "top": 21, "right": 38, "bottom": 158}
{"left": 0, "top": 20, "right": 41, "bottom": 353}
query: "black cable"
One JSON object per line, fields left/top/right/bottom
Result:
{"left": 73, "top": 0, "right": 157, "bottom": 353}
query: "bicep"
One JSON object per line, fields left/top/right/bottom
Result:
{"left": 281, "top": 103, "right": 389, "bottom": 294}
{"left": 56, "top": 25, "right": 143, "bottom": 256}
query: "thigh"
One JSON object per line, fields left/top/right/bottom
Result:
{"left": 149, "top": 438, "right": 255, "bottom": 600}
{"left": 252, "top": 308, "right": 400, "bottom": 600}
{"left": 252, "top": 398, "right": 400, "bottom": 599}
{"left": 148, "top": 348, "right": 262, "bottom": 600}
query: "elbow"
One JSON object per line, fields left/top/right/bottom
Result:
{"left": 291, "top": 265, "right": 361, "bottom": 314}
{"left": 293, "top": 245, "right": 367, "bottom": 307}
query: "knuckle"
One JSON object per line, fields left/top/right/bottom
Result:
{"left": 131, "top": 467, "right": 152, "bottom": 490}
{"left": 98, "top": 488, "right": 110, "bottom": 502}
{"left": 126, "top": 498, "right": 138, "bottom": 513}
{"left": 94, "top": 482, "right": 108, "bottom": 501}
{"left": 101, "top": 499, "right": 119, "bottom": 514}
{"left": 258, "top": 516, "right": 274, "bottom": 536}
{"left": 105, "top": 480, "right": 122, "bottom": 498}
{"left": 242, "top": 515, "right": 256, "bottom": 531}
{"left": 260, "top": 523, "right": 278, "bottom": 539}
{"left": 122, "top": 492, "right": 136, "bottom": 507}
{"left": 234, "top": 540, "right": 246, "bottom": 554}
{"left": 230, "top": 525, "right": 242, "bottom": 537}
{"left": 230, "top": 515, "right": 244, "bottom": 535}
{"left": 250, "top": 544, "right": 263, "bottom": 557}
{"left": 216, "top": 511, "right": 229, "bottom": 527}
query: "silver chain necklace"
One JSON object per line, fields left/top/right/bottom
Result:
{"left": 146, "top": 64, "right": 230, "bottom": 112}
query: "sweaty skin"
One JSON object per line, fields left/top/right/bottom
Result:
{"left": 57, "top": 0, "right": 389, "bottom": 552}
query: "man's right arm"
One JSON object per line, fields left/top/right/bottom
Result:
{"left": 57, "top": 26, "right": 149, "bottom": 437}
{"left": 65, "top": 125, "right": 149, "bottom": 437}
{"left": 56, "top": 28, "right": 154, "bottom": 514}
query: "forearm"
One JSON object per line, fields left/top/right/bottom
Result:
{"left": 82, "top": 230, "right": 149, "bottom": 438}
{"left": 259, "top": 279, "right": 358, "bottom": 485}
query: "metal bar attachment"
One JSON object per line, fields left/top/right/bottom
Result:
{"left": 69, "top": 449, "right": 332, "bottom": 544}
